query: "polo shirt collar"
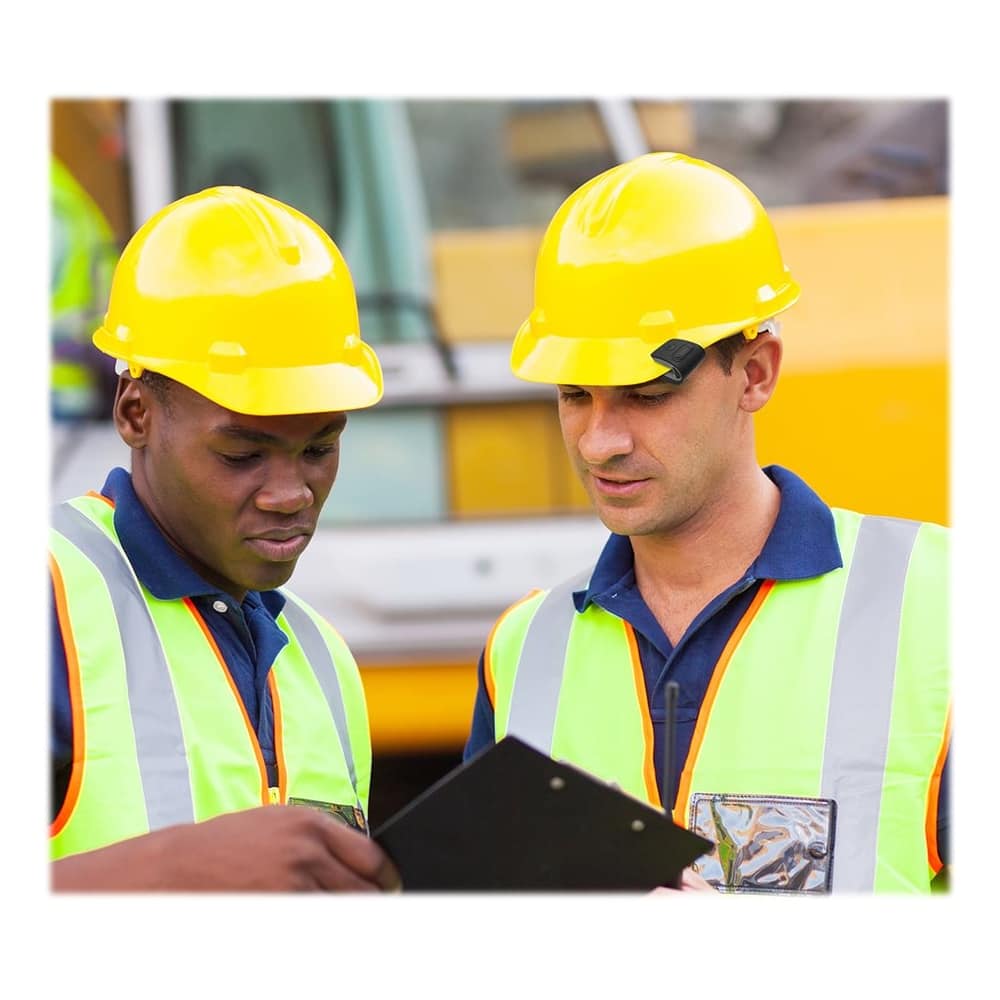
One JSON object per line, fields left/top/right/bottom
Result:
{"left": 100, "top": 466, "right": 287, "bottom": 618}
{"left": 574, "top": 465, "right": 842, "bottom": 611}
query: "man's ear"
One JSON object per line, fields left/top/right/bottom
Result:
{"left": 113, "top": 377, "right": 152, "bottom": 447}
{"left": 739, "top": 333, "right": 782, "bottom": 414}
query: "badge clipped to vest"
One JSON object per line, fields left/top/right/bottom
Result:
{"left": 688, "top": 793, "right": 836, "bottom": 893}
{"left": 288, "top": 797, "right": 368, "bottom": 835}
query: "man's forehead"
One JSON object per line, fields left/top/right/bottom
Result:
{"left": 211, "top": 412, "right": 348, "bottom": 441}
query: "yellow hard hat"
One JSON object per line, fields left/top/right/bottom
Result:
{"left": 93, "top": 186, "right": 383, "bottom": 414}
{"left": 511, "top": 152, "right": 800, "bottom": 386}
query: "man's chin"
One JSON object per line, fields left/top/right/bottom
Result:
{"left": 594, "top": 506, "right": 661, "bottom": 538}
{"left": 590, "top": 496, "right": 637, "bottom": 531}
{"left": 246, "top": 560, "right": 298, "bottom": 593}
{"left": 596, "top": 513, "right": 638, "bottom": 536}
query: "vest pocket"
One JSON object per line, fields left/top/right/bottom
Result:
{"left": 688, "top": 793, "right": 836, "bottom": 893}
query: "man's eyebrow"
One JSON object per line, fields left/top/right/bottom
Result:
{"left": 628, "top": 375, "right": 676, "bottom": 389}
{"left": 212, "top": 417, "right": 347, "bottom": 445}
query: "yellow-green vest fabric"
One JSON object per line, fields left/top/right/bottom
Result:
{"left": 488, "top": 508, "right": 949, "bottom": 893}
{"left": 50, "top": 157, "right": 116, "bottom": 324}
{"left": 50, "top": 494, "right": 372, "bottom": 861}
{"left": 50, "top": 158, "right": 119, "bottom": 418}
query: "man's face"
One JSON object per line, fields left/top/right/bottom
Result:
{"left": 129, "top": 379, "right": 346, "bottom": 600}
{"left": 557, "top": 354, "right": 750, "bottom": 538}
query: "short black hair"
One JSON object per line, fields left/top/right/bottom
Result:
{"left": 711, "top": 330, "right": 749, "bottom": 375}
{"left": 139, "top": 369, "right": 174, "bottom": 408}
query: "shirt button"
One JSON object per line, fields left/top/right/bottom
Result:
{"left": 212, "top": 600, "right": 228, "bottom": 614}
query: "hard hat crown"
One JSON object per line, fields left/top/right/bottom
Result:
{"left": 93, "top": 186, "right": 383, "bottom": 414}
{"left": 511, "top": 152, "right": 800, "bottom": 386}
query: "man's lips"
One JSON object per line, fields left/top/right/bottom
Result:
{"left": 590, "top": 473, "right": 651, "bottom": 498}
{"left": 245, "top": 528, "right": 312, "bottom": 561}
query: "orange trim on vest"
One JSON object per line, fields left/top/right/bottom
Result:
{"left": 485, "top": 588, "right": 542, "bottom": 711}
{"left": 673, "top": 578, "right": 776, "bottom": 824}
{"left": 49, "top": 554, "right": 86, "bottom": 838}
{"left": 624, "top": 621, "right": 661, "bottom": 809}
{"left": 925, "top": 703, "right": 951, "bottom": 873}
{"left": 184, "top": 597, "right": 269, "bottom": 804}
{"left": 85, "top": 491, "right": 114, "bottom": 508}
{"left": 268, "top": 671, "right": 287, "bottom": 804}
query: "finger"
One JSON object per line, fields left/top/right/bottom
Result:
{"left": 307, "top": 855, "right": 384, "bottom": 893}
{"left": 373, "top": 853, "right": 403, "bottom": 893}
{"left": 679, "top": 868, "right": 716, "bottom": 892}
{"left": 316, "top": 816, "right": 402, "bottom": 891}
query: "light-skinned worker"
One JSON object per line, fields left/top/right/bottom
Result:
{"left": 464, "top": 153, "right": 950, "bottom": 894}
{"left": 50, "top": 186, "right": 400, "bottom": 891}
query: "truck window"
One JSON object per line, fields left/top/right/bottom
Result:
{"left": 406, "top": 99, "right": 616, "bottom": 230}
{"left": 406, "top": 99, "right": 695, "bottom": 230}
{"left": 171, "top": 99, "right": 343, "bottom": 243}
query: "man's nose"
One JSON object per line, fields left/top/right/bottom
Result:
{"left": 255, "top": 461, "right": 314, "bottom": 514}
{"left": 577, "top": 400, "right": 633, "bottom": 466}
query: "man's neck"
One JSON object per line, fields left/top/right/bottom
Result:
{"left": 630, "top": 465, "right": 780, "bottom": 644}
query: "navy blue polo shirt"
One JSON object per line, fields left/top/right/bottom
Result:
{"left": 464, "top": 465, "right": 949, "bottom": 863}
{"left": 51, "top": 467, "right": 291, "bottom": 819}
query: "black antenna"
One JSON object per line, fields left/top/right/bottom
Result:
{"left": 661, "top": 680, "right": 679, "bottom": 819}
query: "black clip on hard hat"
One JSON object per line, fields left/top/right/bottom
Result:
{"left": 649, "top": 339, "right": 706, "bottom": 385}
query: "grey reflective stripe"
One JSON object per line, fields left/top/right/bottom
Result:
{"left": 822, "top": 515, "right": 921, "bottom": 891}
{"left": 52, "top": 503, "right": 194, "bottom": 829}
{"left": 279, "top": 597, "right": 360, "bottom": 807}
{"left": 507, "top": 569, "right": 592, "bottom": 754}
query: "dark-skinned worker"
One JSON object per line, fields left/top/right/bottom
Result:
{"left": 50, "top": 186, "right": 400, "bottom": 892}
{"left": 464, "top": 153, "right": 950, "bottom": 894}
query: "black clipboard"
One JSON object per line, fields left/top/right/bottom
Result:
{"left": 372, "top": 736, "right": 713, "bottom": 892}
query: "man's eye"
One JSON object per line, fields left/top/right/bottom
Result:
{"left": 631, "top": 392, "right": 671, "bottom": 406}
{"left": 304, "top": 444, "right": 339, "bottom": 460}
{"left": 220, "top": 453, "right": 260, "bottom": 466}
{"left": 558, "top": 388, "right": 587, "bottom": 402}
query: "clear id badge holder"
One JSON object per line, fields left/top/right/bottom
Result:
{"left": 688, "top": 793, "right": 837, "bottom": 894}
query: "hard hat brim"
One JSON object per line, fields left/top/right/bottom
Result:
{"left": 98, "top": 330, "right": 384, "bottom": 415}
{"left": 510, "top": 281, "right": 800, "bottom": 386}
{"left": 511, "top": 322, "right": 675, "bottom": 386}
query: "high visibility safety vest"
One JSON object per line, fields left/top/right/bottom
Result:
{"left": 50, "top": 157, "right": 116, "bottom": 324}
{"left": 488, "top": 509, "right": 950, "bottom": 894}
{"left": 50, "top": 158, "right": 119, "bottom": 420}
{"left": 49, "top": 493, "right": 372, "bottom": 861}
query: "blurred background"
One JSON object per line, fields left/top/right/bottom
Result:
{"left": 49, "top": 97, "right": 948, "bottom": 827}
